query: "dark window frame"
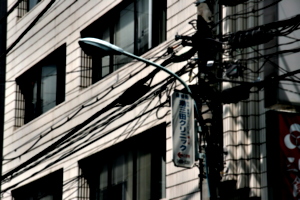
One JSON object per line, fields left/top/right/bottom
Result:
{"left": 17, "top": 0, "right": 42, "bottom": 19}
{"left": 80, "top": 0, "right": 166, "bottom": 86}
{"left": 15, "top": 44, "right": 66, "bottom": 125}
{"left": 12, "top": 169, "right": 63, "bottom": 200}
{"left": 78, "top": 125, "right": 166, "bottom": 200}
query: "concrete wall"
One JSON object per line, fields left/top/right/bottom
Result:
{"left": 3, "top": 0, "right": 203, "bottom": 200}
{"left": 277, "top": 0, "right": 300, "bottom": 106}
{"left": 222, "top": 1, "right": 268, "bottom": 199}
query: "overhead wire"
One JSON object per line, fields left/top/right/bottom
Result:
{"left": 3, "top": 52, "right": 174, "bottom": 84}
{"left": 0, "top": 0, "right": 24, "bottom": 24}
{"left": 3, "top": 38, "right": 180, "bottom": 162}
{"left": 3, "top": 64, "right": 144, "bottom": 161}
{"left": 1, "top": 59, "right": 192, "bottom": 191}
{"left": 1, "top": 0, "right": 196, "bottom": 196}
{"left": 0, "top": 0, "right": 57, "bottom": 60}
{"left": 0, "top": 84, "right": 162, "bottom": 191}
{"left": 53, "top": 63, "right": 191, "bottom": 154}
{"left": 213, "top": 0, "right": 282, "bottom": 28}
{"left": 4, "top": 0, "right": 298, "bottom": 195}
{"left": 225, "top": 38, "right": 300, "bottom": 58}
{"left": 2, "top": 68, "right": 180, "bottom": 180}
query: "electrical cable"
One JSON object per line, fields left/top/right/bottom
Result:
{"left": 7, "top": 0, "right": 298, "bottom": 194}
{"left": 3, "top": 42, "right": 176, "bottom": 161}
{"left": 0, "top": 0, "right": 57, "bottom": 60}
{"left": 248, "top": 47, "right": 299, "bottom": 80}
{"left": 1, "top": 61, "right": 191, "bottom": 183}
{"left": 0, "top": 61, "right": 191, "bottom": 191}
{"left": 0, "top": 0, "right": 206, "bottom": 196}
{"left": 2, "top": 79, "right": 171, "bottom": 192}
{"left": 213, "top": 0, "right": 281, "bottom": 28}
{"left": 57, "top": 64, "right": 191, "bottom": 151}
{"left": 240, "top": 46, "right": 300, "bottom": 62}
{"left": 0, "top": 0, "right": 24, "bottom": 24}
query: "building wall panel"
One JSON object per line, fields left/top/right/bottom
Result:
{"left": 2, "top": 0, "right": 285, "bottom": 200}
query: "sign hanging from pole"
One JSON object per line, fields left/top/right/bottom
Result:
{"left": 171, "top": 91, "right": 195, "bottom": 168}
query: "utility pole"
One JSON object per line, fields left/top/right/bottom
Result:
{"left": 196, "top": 1, "right": 223, "bottom": 199}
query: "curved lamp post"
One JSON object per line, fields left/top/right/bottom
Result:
{"left": 78, "top": 37, "right": 206, "bottom": 193}
{"left": 78, "top": 37, "right": 202, "bottom": 122}
{"left": 78, "top": 37, "right": 193, "bottom": 96}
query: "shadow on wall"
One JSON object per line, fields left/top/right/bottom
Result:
{"left": 222, "top": 103, "right": 263, "bottom": 199}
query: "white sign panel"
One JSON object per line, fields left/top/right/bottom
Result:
{"left": 171, "top": 91, "right": 195, "bottom": 168}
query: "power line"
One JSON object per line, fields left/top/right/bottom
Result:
{"left": 0, "top": 0, "right": 23, "bottom": 24}
{"left": 0, "top": 0, "right": 56, "bottom": 60}
{"left": 2, "top": 44, "right": 175, "bottom": 161}
{"left": 0, "top": 64, "right": 191, "bottom": 190}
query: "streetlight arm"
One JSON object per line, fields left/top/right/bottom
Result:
{"left": 79, "top": 37, "right": 193, "bottom": 95}
{"left": 79, "top": 37, "right": 200, "bottom": 119}
{"left": 120, "top": 47, "right": 202, "bottom": 122}
{"left": 121, "top": 50, "right": 193, "bottom": 95}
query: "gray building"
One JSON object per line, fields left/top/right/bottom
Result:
{"left": 1, "top": 0, "right": 300, "bottom": 200}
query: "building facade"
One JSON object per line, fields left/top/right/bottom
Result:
{"left": 2, "top": 0, "right": 300, "bottom": 200}
{"left": 222, "top": 1, "right": 300, "bottom": 200}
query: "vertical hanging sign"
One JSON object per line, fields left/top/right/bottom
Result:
{"left": 171, "top": 91, "right": 195, "bottom": 168}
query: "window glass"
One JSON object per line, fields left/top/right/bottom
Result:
{"left": 111, "top": 152, "right": 133, "bottom": 200}
{"left": 114, "top": 3, "right": 135, "bottom": 70}
{"left": 137, "top": 0, "right": 150, "bottom": 54}
{"left": 32, "top": 78, "right": 38, "bottom": 117}
{"left": 137, "top": 149, "right": 151, "bottom": 199}
{"left": 101, "top": 28, "right": 110, "bottom": 77}
{"left": 115, "top": 3, "right": 134, "bottom": 53}
{"left": 79, "top": 126, "right": 166, "bottom": 200}
{"left": 17, "top": 0, "right": 41, "bottom": 19}
{"left": 99, "top": 164, "right": 108, "bottom": 200}
{"left": 41, "top": 64, "right": 57, "bottom": 113}
{"left": 28, "top": 0, "right": 40, "bottom": 10}
{"left": 16, "top": 45, "right": 65, "bottom": 124}
{"left": 80, "top": 0, "right": 166, "bottom": 84}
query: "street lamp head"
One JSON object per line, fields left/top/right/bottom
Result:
{"left": 78, "top": 37, "right": 124, "bottom": 56}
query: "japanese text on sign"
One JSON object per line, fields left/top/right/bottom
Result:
{"left": 171, "top": 91, "right": 195, "bottom": 168}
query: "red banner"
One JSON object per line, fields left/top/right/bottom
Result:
{"left": 278, "top": 113, "right": 300, "bottom": 199}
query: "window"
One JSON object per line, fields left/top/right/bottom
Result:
{"left": 80, "top": 0, "right": 166, "bottom": 87}
{"left": 18, "top": 0, "right": 41, "bottom": 19}
{"left": 15, "top": 44, "right": 66, "bottom": 125}
{"left": 78, "top": 125, "right": 166, "bottom": 200}
{"left": 12, "top": 169, "right": 63, "bottom": 200}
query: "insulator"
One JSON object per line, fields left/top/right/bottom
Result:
{"left": 228, "top": 27, "right": 274, "bottom": 49}
{"left": 218, "top": 0, "right": 249, "bottom": 6}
